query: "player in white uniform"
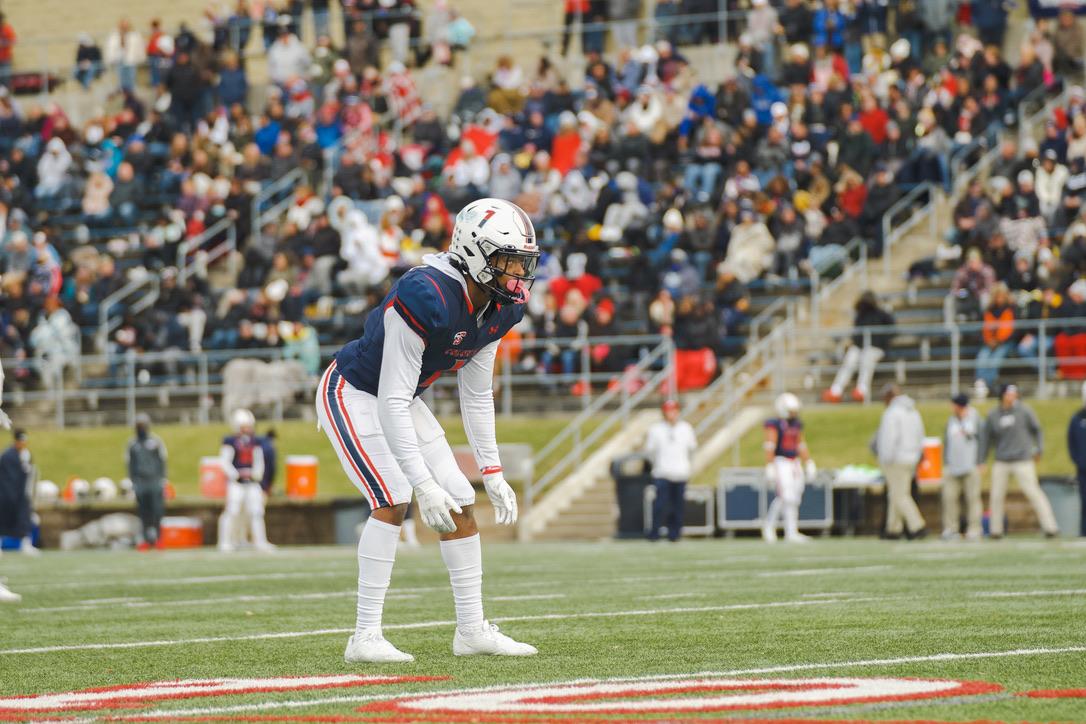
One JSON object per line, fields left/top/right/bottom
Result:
{"left": 318, "top": 198, "right": 539, "bottom": 663}
{"left": 217, "top": 409, "right": 275, "bottom": 552}
{"left": 762, "top": 393, "right": 817, "bottom": 543}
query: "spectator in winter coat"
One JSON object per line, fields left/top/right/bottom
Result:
{"left": 35, "top": 138, "right": 72, "bottom": 199}
{"left": 873, "top": 384, "right": 928, "bottom": 539}
{"left": 266, "top": 29, "right": 311, "bottom": 86}
{"left": 723, "top": 209, "right": 775, "bottom": 283}
{"left": 823, "top": 290, "right": 895, "bottom": 403}
{"left": 1035, "top": 149, "right": 1069, "bottom": 224}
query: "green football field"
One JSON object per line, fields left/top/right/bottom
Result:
{"left": 1, "top": 538, "right": 1085, "bottom": 722}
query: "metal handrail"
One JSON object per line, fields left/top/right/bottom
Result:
{"left": 176, "top": 216, "right": 235, "bottom": 284}
{"left": 95, "top": 274, "right": 161, "bottom": 350}
{"left": 250, "top": 168, "right": 308, "bottom": 249}
{"left": 526, "top": 338, "right": 674, "bottom": 507}
{"left": 881, "top": 182, "right": 937, "bottom": 275}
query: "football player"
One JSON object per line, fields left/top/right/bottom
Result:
{"left": 217, "top": 408, "right": 276, "bottom": 552}
{"left": 762, "top": 393, "right": 817, "bottom": 543}
{"left": 317, "top": 198, "right": 539, "bottom": 663}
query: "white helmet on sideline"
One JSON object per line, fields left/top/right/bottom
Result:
{"left": 775, "top": 392, "right": 801, "bottom": 419}
{"left": 36, "top": 480, "right": 59, "bottom": 505}
{"left": 231, "top": 408, "right": 256, "bottom": 434}
{"left": 450, "top": 198, "right": 540, "bottom": 305}
{"left": 93, "top": 477, "right": 118, "bottom": 501}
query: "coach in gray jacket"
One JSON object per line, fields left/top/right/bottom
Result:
{"left": 942, "top": 394, "right": 985, "bottom": 541}
{"left": 874, "top": 384, "right": 928, "bottom": 538}
{"left": 981, "top": 384, "right": 1058, "bottom": 538}
{"left": 126, "top": 414, "right": 168, "bottom": 547}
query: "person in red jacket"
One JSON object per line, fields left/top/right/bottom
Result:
{"left": 0, "top": 13, "right": 15, "bottom": 87}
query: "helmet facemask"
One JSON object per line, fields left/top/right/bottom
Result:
{"left": 475, "top": 243, "right": 540, "bottom": 306}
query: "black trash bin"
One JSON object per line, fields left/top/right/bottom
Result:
{"left": 612, "top": 453, "right": 653, "bottom": 539}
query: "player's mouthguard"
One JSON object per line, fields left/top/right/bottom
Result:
{"left": 506, "top": 278, "right": 530, "bottom": 304}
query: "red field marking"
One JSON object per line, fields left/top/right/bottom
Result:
{"left": 357, "top": 676, "right": 1003, "bottom": 719}
{"left": 1019, "top": 688, "right": 1086, "bottom": 698}
{"left": 0, "top": 676, "right": 445, "bottom": 717}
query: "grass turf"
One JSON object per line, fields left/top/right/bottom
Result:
{"left": 694, "top": 398, "right": 1084, "bottom": 486}
{"left": 0, "top": 538, "right": 1084, "bottom": 721}
{"left": 23, "top": 415, "right": 598, "bottom": 498}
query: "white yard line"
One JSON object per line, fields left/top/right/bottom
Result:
{"left": 974, "top": 588, "right": 1086, "bottom": 598}
{"left": 14, "top": 570, "right": 349, "bottom": 590}
{"left": 756, "top": 565, "right": 892, "bottom": 578}
{"left": 126, "top": 643, "right": 1086, "bottom": 719}
{"left": 0, "top": 597, "right": 876, "bottom": 655}
{"left": 18, "top": 590, "right": 407, "bottom": 614}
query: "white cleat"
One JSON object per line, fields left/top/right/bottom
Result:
{"left": 253, "top": 542, "right": 278, "bottom": 553}
{"left": 19, "top": 541, "right": 41, "bottom": 557}
{"left": 761, "top": 525, "right": 778, "bottom": 543}
{"left": 784, "top": 532, "right": 813, "bottom": 543}
{"left": 0, "top": 583, "right": 21, "bottom": 603}
{"left": 344, "top": 630, "right": 414, "bottom": 664}
{"left": 453, "top": 621, "right": 537, "bottom": 657}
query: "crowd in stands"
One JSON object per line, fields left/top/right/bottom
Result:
{"left": 934, "top": 72, "right": 1086, "bottom": 395}
{"left": 0, "top": 0, "right": 1076, "bottom": 395}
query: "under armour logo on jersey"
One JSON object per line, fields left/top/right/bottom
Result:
{"left": 452, "top": 331, "right": 468, "bottom": 346}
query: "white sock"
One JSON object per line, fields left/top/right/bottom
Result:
{"left": 440, "top": 534, "right": 484, "bottom": 631}
{"left": 765, "top": 498, "right": 783, "bottom": 529}
{"left": 784, "top": 503, "right": 800, "bottom": 538}
{"left": 355, "top": 517, "right": 400, "bottom": 635}
{"left": 250, "top": 515, "right": 269, "bottom": 546}
{"left": 217, "top": 513, "right": 234, "bottom": 550}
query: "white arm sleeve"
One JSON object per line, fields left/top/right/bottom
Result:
{"left": 457, "top": 339, "right": 501, "bottom": 473}
{"left": 220, "top": 444, "right": 237, "bottom": 478}
{"left": 251, "top": 445, "right": 265, "bottom": 484}
{"left": 377, "top": 308, "right": 433, "bottom": 487}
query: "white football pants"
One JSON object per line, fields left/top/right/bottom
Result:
{"left": 766, "top": 457, "right": 805, "bottom": 538}
{"left": 218, "top": 481, "right": 270, "bottom": 550}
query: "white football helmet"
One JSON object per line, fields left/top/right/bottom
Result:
{"left": 450, "top": 198, "right": 540, "bottom": 305}
{"left": 36, "top": 480, "right": 59, "bottom": 505}
{"left": 68, "top": 478, "right": 90, "bottom": 502}
{"left": 775, "top": 392, "right": 801, "bottom": 419}
{"left": 93, "top": 477, "right": 118, "bottom": 501}
{"left": 231, "top": 408, "right": 256, "bottom": 434}
{"left": 118, "top": 477, "right": 135, "bottom": 500}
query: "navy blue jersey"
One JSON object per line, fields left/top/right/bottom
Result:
{"left": 335, "top": 264, "right": 524, "bottom": 397}
{"left": 765, "top": 417, "right": 803, "bottom": 459}
{"left": 223, "top": 434, "right": 259, "bottom": 482}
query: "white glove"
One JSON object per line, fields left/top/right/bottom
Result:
{"left": 804, "top": 459, "right": 818, "bottom": 483}
{"left": 0, "top": 408, "right": 10, "bottom": 431}
{"left": 414, "top": 479, "right": 462, "bottom": 533}
{"left": 482, "top": 472, "right": 518, "bottom": 526}
{"left": 764, "top": 462, "right": 777, "bottom": 484}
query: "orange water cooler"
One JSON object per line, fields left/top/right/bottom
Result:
{"left": 917, "top": 437, "right": 943, "bottom": 487}
{"left": 159, "top": 517, "right": 203, "bottom": 548}
{"left": 285, "top": 455, "right": 318, "bottom": 499}
{"left": 199, "top": 457, "right": 228, "bottom": 498}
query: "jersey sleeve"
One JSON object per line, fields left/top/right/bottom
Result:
{"left": 377, "top": 307, "right": 433, "bottom": 488}
{"left": 390, "top": 271, "right": 451, "bottom": 340}
{"left": 457, "top": 340, "right": 501, "bottom": 474}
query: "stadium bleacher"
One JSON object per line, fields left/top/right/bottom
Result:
{"left": 0, "top": 0, "right": 1075, "bottom": 416}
